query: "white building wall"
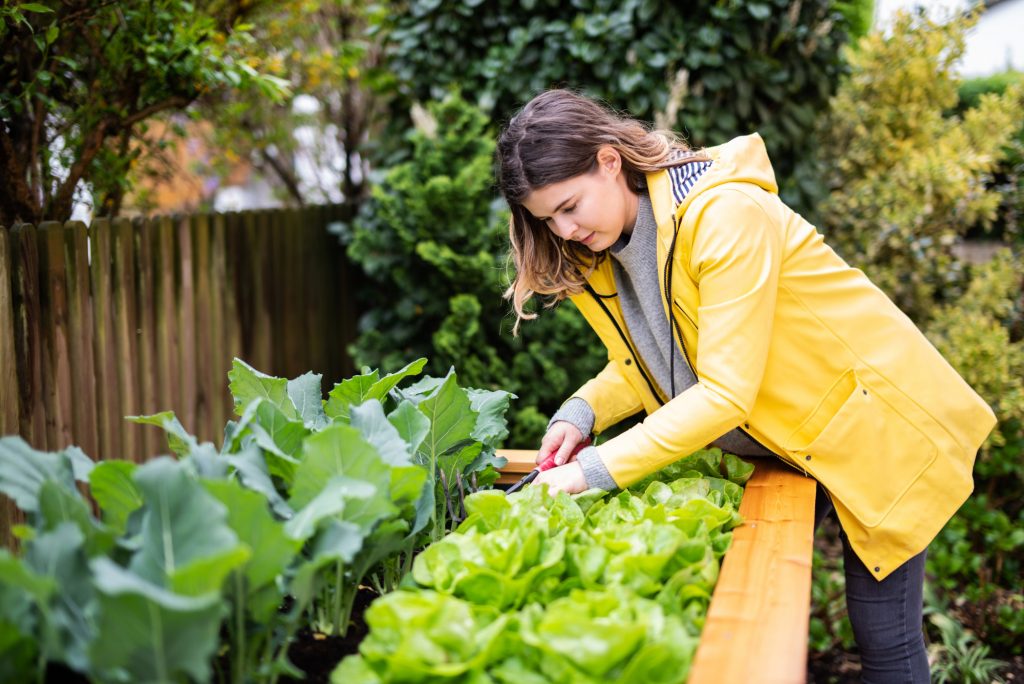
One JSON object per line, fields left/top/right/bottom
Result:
{"left": 874, "top": 0, "right": 1024, "bottom": 76}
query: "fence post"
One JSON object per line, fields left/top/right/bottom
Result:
{"left": 175, "top": 214, "right": 197, "bottom": 438}
{"left": 191, "top": 213, "right": 216, "bottom": 444}
{"left": 131, "top": 216, "right": 157, "bottom": 459}
{"left": 89, "top": 218, "right": 122, "bottom": 461}
{"left": 153, "top": 214, "right": 180, "bottom": 436}
{"left": 0, "top": 226, "right": 21, "bottom": 549}
{"left": 65, "top": 221, "right": 99, "bottom": 459}
{"left": 0, "top": 227, "right": 19, "bottom": 436}
{"left": 10, "top": 224, "right": 46, "bottom": 448}
{"left": 111, "top": 217, "right": 141, "bottom": 460}
{"left": 243, "top": 210, "right": 272, "bottom": 374}
{"left": 212, "top": 211, "right": 238, "bottom": 431}
{"left": 38, "top": 222, "right": 73, "bottom": 450}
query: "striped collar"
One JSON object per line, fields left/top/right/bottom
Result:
{"left": 667, "top": 160, "right": 713, "bottom": 206}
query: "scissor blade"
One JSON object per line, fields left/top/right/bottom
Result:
{"left": 505, "top": 468, "right": 539, "bottom": 494}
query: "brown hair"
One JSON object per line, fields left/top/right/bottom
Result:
{"left": 496, "top": 89, "right": 706, "bottom": 334}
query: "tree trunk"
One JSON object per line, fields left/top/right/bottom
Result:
{"left": 0, "top": 124, "right": 42, "bottom": 226}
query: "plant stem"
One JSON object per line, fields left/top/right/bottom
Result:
{"left": 331, "top": 561, "right": 344, "bottom": 636}
{"left": 234, "top": 572, "right": 246, "bottom": 683}
{"left": 438, "top": 470, "right": 458, "bottom": 533}
{"left": 333, "top": 578, "right": 360, "bottom": 638}
{"left": 269, "top": 620, "right": 301, "bottom": 684}
{"left": 456, "top": 472, "right": 467, "bottom": 523}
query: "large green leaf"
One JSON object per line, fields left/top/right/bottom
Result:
{"left": 0, "top": 436, "right": 77, "bottom": 514}
{"left": 0, "top": 548, "right": 52, "bottom": 681}
{"left": 309, "top": 518, "right": 366, "bottom": 566}
{"left": 324, "top": 358, "right": 427, "bottom": 421}
{"left": 415, "top": 371, "right": 478, "bottom": 472}
{"left": 350, "top": 400, "right": 414, "bottom": 466}
{"left": 127, "top": 413, "right": 226, "bottom": 480}
{"left": 228, "top": 358, "right": 300, "bottom": 420}
{"left": 289, "top": 423, "right": 393, "bottom": 516}
{"left": 324, "top": 372, "right": 376, "bottom": 422}
{"left": 467, "top": 388, "right": 515, "bottom": 446}
{"left": 347, "top": 518, "right": 412, "bottom": 585}
{"left": 63, "top": 445, "right": 95, "bottom": 483}
{"left": 0, "top": 548, "right": 55, "bottom": 606}
{"left": 88, "top": 460, "right": 142, "bottom": 534}
{"left": 283, "top": 476, "right": 379, "bottom": 542}
{"left": 90, "top": 558, "right": 224, "bottom": 684}
{"left": 0, "top": 552, "right": 44, "bottom": 682}
{"left": 387, "top": 399, "right": 431, "bottom": 454}
{"left": 127, "top": 411, "right": 198, "bottom": 458}
{"left": 396, "top": 374, "right": 446, "bottom": 404}
{"left": 223, "top": 444, "right": 293, "bottom": 519}
{"left": 221, "top": 397, "right": 263, "bottom": 454}
{"left": 23, "top": 523, "right": 95, "bottom": 672}
{"left": 203, "top": 480, "right": 302, "bottom": 622}
{"left": 38, "top": 481, "right": 115, "bottom": 557}
{"left": 287, "top": 371, "right": 329, "bottom": 430}
{"left": 129, "top": 458, "right": 249, "bottom": 596}
{"left": 248, "top": 400, "right": 308, "bottom": 477}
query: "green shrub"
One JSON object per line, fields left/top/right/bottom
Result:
{"left": 345, "top": 93, "right": 606, "bottom": 447}
{"left": 958, "top": 71, "right": 1024, "bottom": 247}
{"left": 377, "top": 0, "right": 868, "bottom": 215}
{"left": 819, "top": 10, "right": 1023, "bottom": 321}
{"left": 927, "top": 251, "right": 1024, "bottom": 449}
{"left": 959, "top": 71, "right": 1024, "bottom": 110}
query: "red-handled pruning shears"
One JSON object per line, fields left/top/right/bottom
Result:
{"left": 505, "top": 437, "right": 592, "bottom": 494}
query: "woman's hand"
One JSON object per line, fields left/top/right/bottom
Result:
{"left": 534, "top": 461, "right": 588, "bottom": 495}
{"left": 537, "top": 421, "right": 585, "bottom": 466}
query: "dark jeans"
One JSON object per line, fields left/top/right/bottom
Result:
{"left": 814, "top": 486, "right": 931, "bottom": 683}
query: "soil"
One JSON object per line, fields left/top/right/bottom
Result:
{"left": 807, "top": 649, "right": 1024, "bottom": 683}
{"left": 807, "top": 649, "right": 862, "bottom": 683}
{"left": 280, "top": 587, "right": 378, "bottom": 684}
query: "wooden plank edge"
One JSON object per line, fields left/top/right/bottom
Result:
{"left": 494, "top": 449, "right": 537, "bottom": 484}
{"left": 689, "top": 458, "right": 816, "bottom": 684}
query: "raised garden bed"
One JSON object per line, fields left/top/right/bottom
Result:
{"left": 498, "top": 450, "right": 817, "bottom": 683}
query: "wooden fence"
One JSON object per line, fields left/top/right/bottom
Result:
{"left": 0, "top": 206, "right": 358, "bottom": 544}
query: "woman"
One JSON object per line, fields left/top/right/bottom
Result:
{"left": 495, "top": 89, "right": 995, "bottom": 683}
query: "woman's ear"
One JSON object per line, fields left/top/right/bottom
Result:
{"left": 595, "top": 145, "right": 622, "bottom": 176}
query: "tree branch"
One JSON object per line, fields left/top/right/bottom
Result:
{"left": 258, "top": 147, "right": 303, "bottom": 205}
{"left": 121, "top": 96, "right": 192, "bottom": 128}
{"left": 48, "top": 118, "right": 110, "bottom": 221}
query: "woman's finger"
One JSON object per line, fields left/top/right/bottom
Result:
{"left": 554, "top": 434, "right": 580, "bottom": 466}
{"left": 536, "top": 432, "right": 561, "bottom": 465}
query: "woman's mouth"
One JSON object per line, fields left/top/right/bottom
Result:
{"left": 580, "top": 232, "right": 595, "bottom": 245}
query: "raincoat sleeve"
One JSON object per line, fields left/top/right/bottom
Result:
{"left": 596, "top": 186, "right": 782, "bottom": 487}
{"left": 571, "top": 359, "right": 645, "bottom": 434}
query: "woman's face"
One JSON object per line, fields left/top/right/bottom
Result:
{"left": 521, "top": 146, "right": 638, "bottom": 252}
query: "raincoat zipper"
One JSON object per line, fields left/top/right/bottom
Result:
{"left": 584, "top": 283, "right": 666, "bottom": 407}
{"left": 661, "top": 213, "right": 808, "bottom": 477}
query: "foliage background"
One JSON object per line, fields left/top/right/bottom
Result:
{"left": 378, "top": 0, "right": 870, "bottom": 216}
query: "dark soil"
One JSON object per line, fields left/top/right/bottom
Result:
{"left": 807, "top": 649, "right": 862, "bottom": 683}
{"left": 280, "top": 587, "right": 378, "bottom": 684}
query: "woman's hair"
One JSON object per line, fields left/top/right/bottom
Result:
{"left": 496, "top": 89, "right": 706, "bottom": 334}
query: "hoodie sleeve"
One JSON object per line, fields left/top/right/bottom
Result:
{"left": 595, "top": 186, "right": 781, "bottom": 487}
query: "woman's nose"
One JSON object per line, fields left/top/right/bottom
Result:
{"left": 552, "top": 215, "right": 577, "bottom": 240}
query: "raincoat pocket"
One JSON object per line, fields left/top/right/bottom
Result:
{"left": 785, "top": 370, "right": 938, "bottom": 528}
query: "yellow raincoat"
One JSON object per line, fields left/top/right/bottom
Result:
{"left": 567, "top": 134, "right": 996, "bottom": 579}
